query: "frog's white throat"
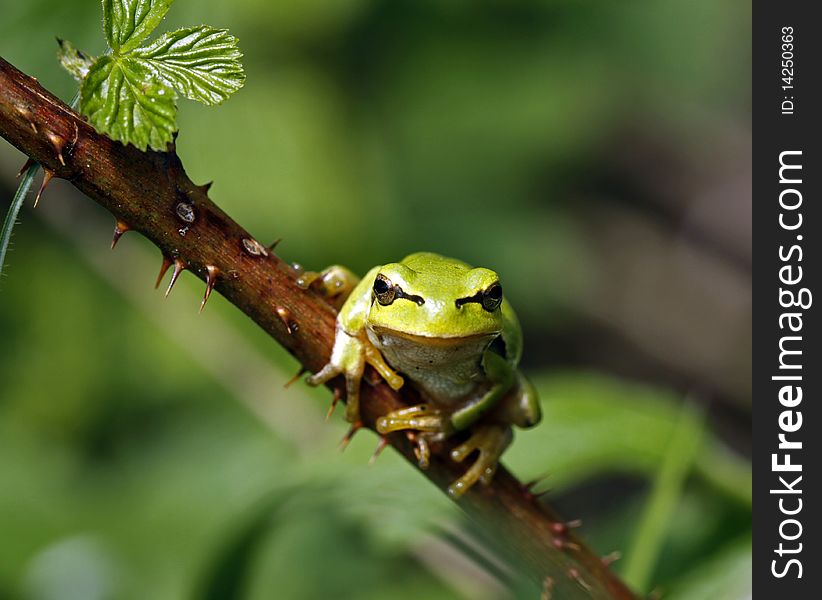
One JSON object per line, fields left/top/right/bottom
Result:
{"left": 366, "top": 326, "right": 496, "bottom": 404}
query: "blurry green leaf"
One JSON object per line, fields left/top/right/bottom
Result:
{"left": 80, "top": 55, "right": 178, "bottom": 151}
{"left": 56, "top": 38, "right": 95, "bottom": 81}
{"left": 129, "top": 26, "right": 245, "bottom": 105}
{"left": 197, "top": 490, "right": 294, "bottom": 600}
{"left": 623, "top": 403, "right": 705, "bottom": 592}
{"left": 506, "top": 371, "right": 751, "bottom": 505}
{"left": 665, "top": 535, "right": 752, "bottom": 600}
{"left": 102, "top": 0, "right": 174, "bottom": 53}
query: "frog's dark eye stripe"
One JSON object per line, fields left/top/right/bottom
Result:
{"left": 373, "top": 274, "right": 425, "bottom": 306}
{"left": 456, "top": 282, "right": 503, "bottom": 312}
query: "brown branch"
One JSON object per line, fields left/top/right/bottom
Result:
{"left": 0, "top": 56, "right": 638, "bottom": 600}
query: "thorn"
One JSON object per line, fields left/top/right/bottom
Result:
{"left": 602, "top": 551, "right": 622, "bottom": 567}
{"left": 199, "top": 265, "right": 219, "bottom": 313}
{"left": 551, "top": 519, "right": 582, "bottom": 536}
{"left": 369, "top": 436, "right": 390, "bottom": 465}
{"left": 284, "top": 367, "right": 307, "bottom": 389}
{"left": 552, "top": 538, "right": 580, "bottom": 552}
{"left": 550, "top": 522, "right": 566, "bottom": 536}
{"left": 267, "top": 238, "right": 282, "bottom": 251}
{"left": 275, "top": 306, "right": 297, "bottom": 334}
{"left": 540, "top": 577, "right": 554, "bottom": 600}
{"left": 155, "top": 256, "right": 173, "bottom": 289}
{"left": 567, "top": 568, "right": 591, "bottom": 593}
{"left": 164, "top": 258, "right": 186, "bottom": 298}
{"left": 197, "top": 181, "right": 213, "bottom": 194}
{"left": 46, "top": 131, "right": 67, "bottom": 166}
{"left": 522, "top": 473, "right": 550, "bottom": 499}
{"left": 325, "top": 387, "right": 341, "bottom": 420}
{"left": 339, "top": 421, "right": 363, "bottom": 451}
{"left": 552, "top": 538, "right": 564, "bottom": 550}
{"left": 16, "top": 158, "right": 35, "bottom": 178}
{"left": 111, "top": 220, "right": 130, "bottom": 249}
{"left": 33, "top": 169, "right": 54, "bottom": 208}
{"left": 29, "top": 121, "right": 38, "bottom": 134}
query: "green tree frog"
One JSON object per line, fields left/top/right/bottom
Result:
{"left": 305, "top": 252, "right": 541, "bottom": 497}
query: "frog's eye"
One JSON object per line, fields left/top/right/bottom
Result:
{"left": 481, "top": 283, "right": 503, "bottom": 312}
{"left": 373, "top": 274, "right": 397, "bottom": 305}
{"left": 455, "top": 282, "right": 503, "bottom": 311}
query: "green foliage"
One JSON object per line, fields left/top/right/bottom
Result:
{"left": 65, "top": 0, "right": 245, "bottom": 150}
{"left": 81, "top": 55, "right": 178, "bottom": 152}
{"left": 102, "top": 0, "right": 175, "bottom": 54}
{"left": 56, "top": 38, "right": 94, "bottom": 81}
{"left": 129, "top": 27, "right": 245, "bottom": 106}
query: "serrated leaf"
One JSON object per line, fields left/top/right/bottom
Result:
{"left": 128, "top": 26, "right": 245, "bottom": 105}
{"left": 57, "top": 39, "right": 95, "bottom": 81}
{"left": 102, "top": 0, "right": 174, "bottom": 53}
{"left": 80, "top": 55, "right": 178, "bottom": 151}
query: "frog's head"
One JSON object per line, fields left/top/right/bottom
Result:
{"left": 366, "top": 252, "right": 506, "bottom": 344}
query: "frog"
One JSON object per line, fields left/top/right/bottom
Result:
{"left": 305, "top": 252, "right": 541, "bottom": 497}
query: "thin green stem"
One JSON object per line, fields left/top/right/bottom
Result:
{"left": 622, "top": 401, "right": 705, "bottom": 593}
{"left": 0, "top": 163, "right": 38, "bottom": 279}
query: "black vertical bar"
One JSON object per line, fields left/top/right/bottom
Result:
{"left": 754, "top": 1, "right": 820, "bottom": 595}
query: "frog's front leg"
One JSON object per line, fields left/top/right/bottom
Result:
{"left": 307, "top": 327, "right": 405, "bottom": 423}
{"left": 306, "top": 266, "right": 404, "bottom": 423}
{"left": 306, "top": 326, "right": 367, "bottom": 423}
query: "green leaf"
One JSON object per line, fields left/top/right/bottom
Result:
{"left": 102, "top": 0, "right": 174, "bottom": 54}
{"left": 666, "top": 535, "right": 752, "bottom": 600}
{"left": 57, "top": 38, "right": 95, "bottom": 81}
{"left": 128, "top": 26, "right": 245, "bottom": 105}
{"left": 80, "top": 55, "right": 178, "bottom": 151}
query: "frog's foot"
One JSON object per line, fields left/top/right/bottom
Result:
{"left": 376, "top": 405, "right": 452, "bottom": 436}
{"left": 306, "top": 361, "right": 362, "bottom": 423}
{"left": 306, "top": 330, "right": 365, "bottom": 423}
{"left": 447, "top": 424, "right": 513, "bottom": 498}
{"left": 404, "top": 431, "right": 436, "bottom": 469}
{"left": 295, "top": 265, "right": 360, "bottom": 310}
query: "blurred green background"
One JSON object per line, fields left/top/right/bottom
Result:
{"left": 0, "top": 0, "right": 751, "bottom": 599}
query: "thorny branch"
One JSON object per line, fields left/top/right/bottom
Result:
{"left": 0, "top": 56, "right": 639, "bottom": 600}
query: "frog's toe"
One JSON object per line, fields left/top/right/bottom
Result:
{"left": 447, "top": 425, "right": 513, "bottom": 498}
{"left": 375, "top": 405, "right": 448, "bottom": 434}
{"left": 306, "top": 363, "right": 340, "bottom": 387}
{"left": 343, "top": 373, "right": 362, "bottom": 423}
{"left": 405, "top": 431, "right": 434, "bottom": 469}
